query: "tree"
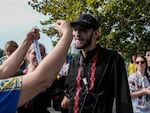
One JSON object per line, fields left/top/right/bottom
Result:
{"left": 28, "top": 0, "right": 150, "bottom": 60}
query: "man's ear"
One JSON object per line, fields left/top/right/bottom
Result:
{"left": 94, "top": 30, "right": 100, "bottom": 39}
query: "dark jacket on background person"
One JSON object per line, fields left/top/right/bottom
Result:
{"left": 65, "top": 45, "right": 133, "bottom": 113}
{"left": 18, "top": 87, "right": 51, "bottom": 113}
{"left": 17, "top": 69, "right": 51, "bottom": 113}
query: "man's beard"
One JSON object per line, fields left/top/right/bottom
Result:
{"left": 75, "top": 32, "right": 93, "bottom": 49}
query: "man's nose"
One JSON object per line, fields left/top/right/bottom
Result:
{"left": 76, "top": 30, "right": 81, "bottom": 38}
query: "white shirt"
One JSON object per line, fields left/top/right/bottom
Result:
{"left": 128, "top": 71, "right": 150, "bottom": 113}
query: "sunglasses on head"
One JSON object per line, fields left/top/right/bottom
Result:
{"left": 136, "top": 61, "right": 145, "bottom": 64}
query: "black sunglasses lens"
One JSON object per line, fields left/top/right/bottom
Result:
{"left": 146, "top": 54, "right": 150, "bottom": 56}
{"left": 141, "top": 61, "right": 145, "bottom": 64}
{"left": 136, "top": 61, "right": 145, "bottom": 64}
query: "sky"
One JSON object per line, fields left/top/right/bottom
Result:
{"left": 0, "top": 0, "right": 53, "bottom": 53}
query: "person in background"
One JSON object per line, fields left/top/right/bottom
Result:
{"left": 67, "top": 54, "right": 73, "bottom": 64}
{"left": 17, "top": 43, "right": 51, "bottom": 113}
{"left": 0, "top": 40, "right": 27, "bottom": 72}
{"left": 128, "top": 56, "right": 150, "bottom": 113}
{"left": 61, "top": 14, "right": 133, "bottom": 113}
{"left": 128, "top": 54, "right": 137, "bottom": 76}
{"left": 50, "top": 56, "right": 70, "bottom": 113}
{"left": 0, "top": 48, "right": 4, "bottom": 58}
{"left": 59, "top": 55, "right": 70, "bottom": 77}
{"left": 0, "top": 20, "right": 73, "bottom": 113}
{"left": 0, "top": 40, "right": 18, "bottom": 64}
{"left": 144, "top": 49, "right": 150, "bottom": 79}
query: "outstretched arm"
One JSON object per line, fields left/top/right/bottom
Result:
{"left": 18, "top": 20, "right": 73, "bottom": 107}
{"left": 0, "top": 28, "right": 40, "bottom": 79}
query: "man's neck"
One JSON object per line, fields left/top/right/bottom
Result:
{"left": 81, "top": 45, "right": 97, "bottom": 58}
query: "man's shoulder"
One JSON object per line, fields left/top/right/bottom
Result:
{"left": 98, "top": 47, "right": 120, "bottom": 58}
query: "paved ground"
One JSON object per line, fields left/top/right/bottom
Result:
{"left": 47, "top": 107, "right": 61, "bottom": 113}
{"left": 47, "top": 98, "right": 117, "bottom": 113}
{"left": 48, "top": 107, "right": 116, "bottom": 113}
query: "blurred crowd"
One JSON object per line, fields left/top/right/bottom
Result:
{"left": 1, "top": 39, "right": 149, "bottom": 113}
{"left": 0, "top": 14, "right": 149, "bottom": 113}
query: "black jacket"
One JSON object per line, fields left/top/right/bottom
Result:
{"left": 65, "top": 46, "right": 133, "bottom": 113}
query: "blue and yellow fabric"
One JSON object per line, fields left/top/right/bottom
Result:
{"left": 0, "top": 76, "right": 22, "bottom": 113}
